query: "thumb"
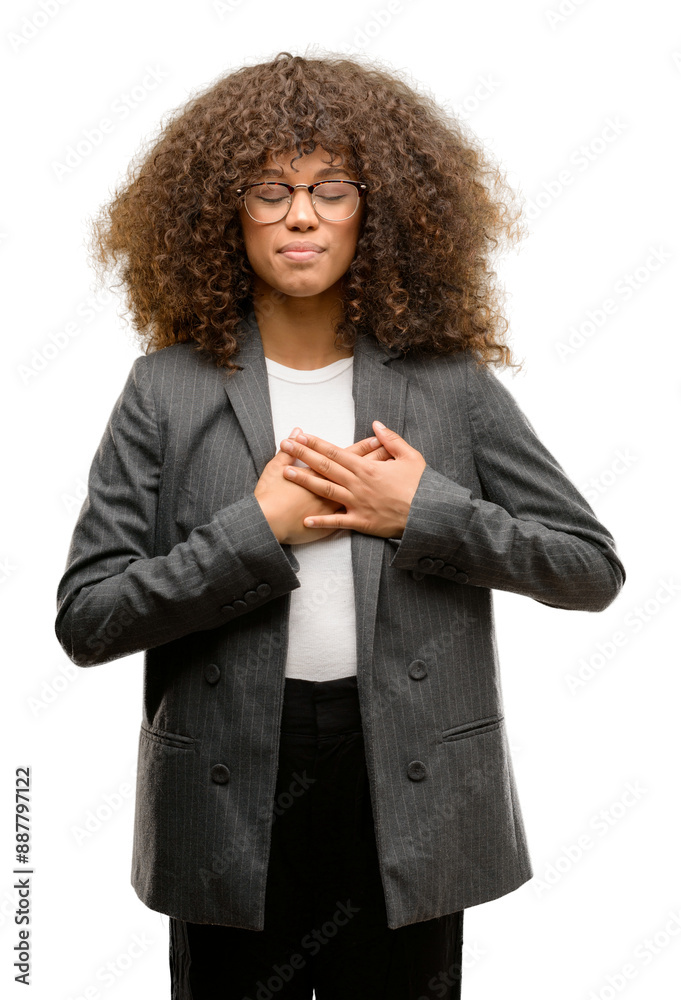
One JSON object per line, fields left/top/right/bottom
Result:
{"left": 372, "top": 421, "right": 410, "bottom": 458}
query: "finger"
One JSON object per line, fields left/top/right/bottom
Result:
{"left": 303, "top": 512, "right": 359, "bottom": 530}
{"left": 302, "top": 433, "right": 389, "bottom": 462}
{"left": 276, "top": 447, "right": 299, "bottom": 465}
{"left": 276, "top": 427, "right": 304, "bottom": 463}
{"left": 302, "top": 448, "right": 389, "bottom": 478}
{"left": 279, "top": 434, "right": 361, "bottom": 486}
{"left": 297, "top": 431, "right": 379, "bottom": 453}
{"left": 347, "top": 435, "right": 382, "bottom": 457}
{"left": 282, "top": 465, "right": 354, "bottom": 506}
{"left": 371, "top": 421, "right": 412, "bottom": 458}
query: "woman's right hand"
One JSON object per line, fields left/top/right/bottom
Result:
{"left": 255, "top": 427, "right": 392, "bottom": 544}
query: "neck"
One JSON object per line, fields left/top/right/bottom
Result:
{"left": 250, "top": 283, "right": 354, "bottom": 369}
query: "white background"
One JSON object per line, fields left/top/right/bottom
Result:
{"left": 2, "top": 0, "right": 680, "bottom": 997}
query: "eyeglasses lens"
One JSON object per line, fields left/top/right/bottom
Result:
{"left": 244, "top": 182, "right": 359, "bottom": 222}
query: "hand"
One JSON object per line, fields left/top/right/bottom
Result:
{"left": 278, "top": 421, "right": 427, "bottom": 538}
{"left": 254, "top": 426, "right": 393, "bottom": 545}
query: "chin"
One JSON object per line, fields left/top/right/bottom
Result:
{"left": 275, "top": 279, "right": 337, "bottom": 297}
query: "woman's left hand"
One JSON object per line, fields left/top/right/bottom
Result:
{"left": 278, "top": 420, "right": 427, "bottom": 538}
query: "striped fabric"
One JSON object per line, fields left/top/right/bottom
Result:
{"left": 54, "top": 307, "right": 626, "bottom": 930}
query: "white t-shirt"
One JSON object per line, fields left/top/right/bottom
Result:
{"left": 265, "top": 353, "right": 357, "bottom": 681}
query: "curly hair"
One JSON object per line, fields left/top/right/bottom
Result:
{"left": 87, "top": 49, "right": 527, "bottom": 376}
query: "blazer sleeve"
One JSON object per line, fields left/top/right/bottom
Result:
{"left": 54, "top": 356, "right": 302, "bottom": 667}
{"left": 386, "top": 356, "right": 626, "bottom": 612}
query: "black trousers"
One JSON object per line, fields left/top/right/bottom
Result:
{"left": 169, "top": 674, "right": 464, "bottom": 999}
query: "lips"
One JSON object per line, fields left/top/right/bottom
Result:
{"left": 278, "top": 244, "right": 324, "bottom": 262}
{"left": 279, "top": 242, "right": 324, "bottom": 253}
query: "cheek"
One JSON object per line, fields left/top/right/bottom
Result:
{"left": 239, "top": 212, "right": 262, "bottom": 251}
{"left": 240, "top": 225, "right": 273, "bottom": 271}
{"left": 336, "top": 222, "right": 361, "bottom": 263}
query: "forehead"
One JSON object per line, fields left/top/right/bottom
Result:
{"left": 259, "top": 145, "right": 355, "bottom": 177}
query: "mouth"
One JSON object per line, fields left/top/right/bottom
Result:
{"left": 278, "top": 243, "right": 325, "bottom": 262}
{"left": 279, "top": 249, "right": 324, "bottom": 262}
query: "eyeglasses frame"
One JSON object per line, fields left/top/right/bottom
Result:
{"left": 235, "top": 179, "right": 368, "bottom": 224}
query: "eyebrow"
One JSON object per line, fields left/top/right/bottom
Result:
{"left": 258, "top": 166, "right": 352, "bottom": 179}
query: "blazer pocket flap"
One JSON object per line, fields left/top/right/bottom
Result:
{"left": 140, "top": 722, "right": 196, "bottom": 750}
{"left": 441, "top": 714, "right": 504, "bottom": 742}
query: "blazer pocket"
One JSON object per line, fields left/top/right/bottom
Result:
{"left": 441, "top": 714, "right": 504, "bottom": 743}
{"left": 140, "top": 722, "right": 196, "bottom": 751}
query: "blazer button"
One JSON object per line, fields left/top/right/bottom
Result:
{"left": 232, "top": 599, "right": 248, "bottom": 612}
{"left": 441, "top": 565, "right": 457, "bottom": 580}
{"left": 220, "top": 604, "right": 235, "bottom": 615}
{"left": 418, "top": 557, "right": 435, "bottom": 571}
{"left": 256, "top": 583, "right": 271, "bottom": 597}
{"left": 453, "top": 571, "right": 469, "bottom": 584}
{"left": 210, "top": 764, "right": 230, "bottom": 784}
{"left": 408, "top": 659, "right": 428, "bottom": 680}
{"left": 203, "top": 662, "right": 221, "bottom": 684}
{"left": 431, "top": 559, "right": 445, "bottom": 571}
{"left": 407, "top": 760, "right": 427, "bottom": 781}
{"left": 244, "top": 590, "right": 258, "bottom": 604}
{"left": 411, "top": 570, "right": 425, "bottom": 581}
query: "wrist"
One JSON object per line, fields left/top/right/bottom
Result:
{"left": 255, "top": 495, "right": 287, "bottom": 544}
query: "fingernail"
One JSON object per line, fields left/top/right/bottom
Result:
{"left": 291, "top": 426, "right": 302, "bottom": 435}
{"left": 374, "top": 420, "right": 385, "bottom": 430}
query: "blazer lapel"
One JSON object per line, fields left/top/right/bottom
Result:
{"left": 221, "top": 309, "right": 279, "bottom": 480}
{"left": 349, "top": 328, "right": 408, "bottom": 672}
{"left": 223, "top": 305, "right": 408, "bottom": 673}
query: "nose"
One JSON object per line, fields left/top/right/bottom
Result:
{"left": 285, "top": 187, "right": 319, "bottom": 230}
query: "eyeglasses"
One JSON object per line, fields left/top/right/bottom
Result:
{"left": 236, "top": 179, "right": 367, "bottom": 224}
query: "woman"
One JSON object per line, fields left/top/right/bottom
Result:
{"left": 55, "top": 52, "right": 626, "bottom": 999}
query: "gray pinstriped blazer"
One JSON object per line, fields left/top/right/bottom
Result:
{"left": 55, "top": 306, "right": 625, "bottom": 930}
